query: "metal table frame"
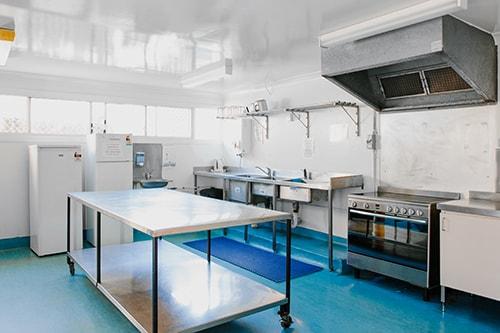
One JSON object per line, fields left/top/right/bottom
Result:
{"left": 66, "top": 194, "right": 293, "bottom": 333}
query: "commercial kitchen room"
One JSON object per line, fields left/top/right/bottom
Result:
{"left": 1, "top": 0, "right": 500, "bottom": 332}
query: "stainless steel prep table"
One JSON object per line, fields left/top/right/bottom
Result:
{"left": 193, "top": 167, "right": 364, "bottom": 271}
{"left": 66, "top": 189, "right": 293, "bottom": 333}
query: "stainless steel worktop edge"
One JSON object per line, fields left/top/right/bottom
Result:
{"left": 438, "top": 199, "right": 500, "bottom": 219}
{"left": 193, "top": 170, "right": 363, "bottom": 190}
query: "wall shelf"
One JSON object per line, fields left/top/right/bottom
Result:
{"left": 285, "top": 101, "right": 360, "bottom": 138}
{"left": 216, "top": 100, "right": 360, "bottom": 140}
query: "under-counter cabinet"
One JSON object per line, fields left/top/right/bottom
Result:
{"left": 440, "top": 211, "right": 500, "bottom": 308}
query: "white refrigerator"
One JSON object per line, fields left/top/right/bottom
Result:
{"left": 85, "top": 133, "right": 134, "bottom": 246}
{"left": 29, "top": 145, "right": 83, "bottom": 256}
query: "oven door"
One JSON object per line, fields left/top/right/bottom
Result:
{"left": 348, "top": 209, "right": 428, "bottom": 271}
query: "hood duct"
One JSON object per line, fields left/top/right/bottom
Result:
{"left": 321, "top": 16, "right": 497, "bottom": 112}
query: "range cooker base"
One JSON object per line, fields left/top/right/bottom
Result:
{"left": 348, "top": 252, "right": 435, "bottom": 300}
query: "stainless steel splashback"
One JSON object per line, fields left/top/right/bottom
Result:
{"left": 133, "top": 143, "right": 163, "bottom": 181}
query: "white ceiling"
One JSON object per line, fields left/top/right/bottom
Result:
{"left": 0, "top": 0, "right": 498, "bottom": 93}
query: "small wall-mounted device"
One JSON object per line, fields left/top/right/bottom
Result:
{"left": 135, "top": 152, "right": 145, "bottom": 167}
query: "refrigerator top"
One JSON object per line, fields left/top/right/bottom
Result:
{"left": 32, "top": 144, "right": 82, "bottom": 149}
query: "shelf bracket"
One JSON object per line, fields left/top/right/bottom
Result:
{"left": 286, "top": 109, "right": 311, "bottom": 138}
{"left": 334, "top": 101, "right": 360, "bottom": 137}
{"left": 248, "top": 114, "right": 269, "bottom": 139}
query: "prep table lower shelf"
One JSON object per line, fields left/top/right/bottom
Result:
{"left": 69, "top": 240, "right": 287, "bottom": 333}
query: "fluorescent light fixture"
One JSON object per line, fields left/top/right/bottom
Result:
{"left": 181, "top": 58, "right": 232, "bottom": 88}
{"left": 319, "top": 0, "right": 468, "bottom": 47}
{"left": 0, "top": 27, "right": 14, "bottom": 65}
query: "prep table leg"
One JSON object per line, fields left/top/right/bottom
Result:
{"left": 194, "top": 175, "right": 198, "bottom": 195}
{"left": 66, "top": 196, "right": 75, "bottom": 276}
{"left": 272, "top": 186, "right": 277, "bottom": 253}
{"left": 279, "top": 219, "right": 293, "bottom": 328}
{"left": 441, "top": 286, "right": 446, "bottom": 312}
{"left": 96, "top": 211, "right": 102, "bottom": 284}
{"left": 152, "top": 237, "right": 159, "bottom": 333}
{"left": 328, "top": 189, "right": 334, "bottom": 271}
{"left": 207, "top": 230, "right": 211, "bottom": 263}
{"left": 244, "top": 225, "right": 249, "bottom": 243}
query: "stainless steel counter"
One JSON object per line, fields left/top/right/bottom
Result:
{"left": 438, "top": 199, "right": 500, "bottom": 218}
{"left": 437, "top": 191, "right": 500, "bottom": 218}
{"left": 193, "top": 166, "right": 364, "bottom": 272}
{"left": 193, "top": 168, "right": 363, "bottom": 190}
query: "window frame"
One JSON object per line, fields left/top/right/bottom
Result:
{"left": 0, "top": 95, "right": 199, "bottom": 139}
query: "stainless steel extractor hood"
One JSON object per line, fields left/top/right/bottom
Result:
{"left": 321, "top": 16, "right": 497, "bottom": 112}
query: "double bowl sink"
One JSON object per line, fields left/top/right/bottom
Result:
{"left": 229, "top": 173, "right": 311, "bottom": 203}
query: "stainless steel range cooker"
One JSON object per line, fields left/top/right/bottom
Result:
{"left": 347, "top": 187, "right": 460, "bottom": 300}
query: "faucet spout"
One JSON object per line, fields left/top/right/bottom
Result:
{"left": 256, "top": 166, "right": 273, "bottom": 178}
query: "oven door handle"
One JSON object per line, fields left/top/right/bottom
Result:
{"left": 349, "top": 209, "right": 428, "bottom": 224}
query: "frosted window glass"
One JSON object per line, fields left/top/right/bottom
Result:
{"left": 106, "top": 104, "right": 145, "bottom": 136}
{"left": 30, "top": 98, "right": 90, "bottom": 135}
{"left": 146, "top": 106, "right": 191, "bottom": 138}
{"left": 194, "top": 108, "right": 221, "bottom": 140}
{"left": 0, "top": 95, "right": 28, "bottom": 133}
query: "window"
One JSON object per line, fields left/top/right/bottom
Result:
{"left": 106, "top": 104, "right": 145, "bottom": 136}
{"left": 194, "top": 108, "right": 221, "bottom": 141}
{"left": 30, "top": 98, "right": 90, "bottom": 135}
{"left": 0, "top": 95, "right": 28, "bottom": 133}
{"left": 146, "top": 106, "right": 191, "bottom": 138}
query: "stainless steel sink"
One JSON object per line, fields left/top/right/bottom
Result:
{"left": 235, "top": 174, "right": 295, "bottom": 182}
{"left": 139, "top": 179, "right": 169, "bottom": 189}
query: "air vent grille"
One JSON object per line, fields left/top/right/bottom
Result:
{"left": 424, "top": 67, "right": 471, "bottom": 94}
{"left": 380, "top": 72, "right": 424, "bottom": 99}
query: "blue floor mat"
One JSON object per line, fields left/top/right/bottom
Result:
{"left": 184, "top": 237, "right": 322, "bottom": 282}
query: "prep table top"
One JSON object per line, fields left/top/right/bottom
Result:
{"left": 69, "top": 189, "right": 291, "bottom": 237}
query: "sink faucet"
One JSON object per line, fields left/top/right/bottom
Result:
{"left": 256, "top": 166, "right": 273, "bottom": 178}
{"left": 144, "top": 170, "right": 153, "bottom": 180}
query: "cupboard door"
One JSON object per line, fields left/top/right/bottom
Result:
{"left": 440, "top": 211, "right": 500, "bottom": 301}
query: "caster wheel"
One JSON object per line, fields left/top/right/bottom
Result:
{"left": 280, "top": 315, "right": 293, "bottom": 329}
{"left": 69, "top": 263, "right": 75, "bottom": 276}
{"left": 353, "top": 268, "right": 361, "bottom": 279}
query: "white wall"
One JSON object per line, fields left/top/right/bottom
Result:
{"left": 0, "top": 71, "right": 224, "bottom": 240}
{"left": 223, "top": 76, "right": 377, "bottom": 237}
{"left": 222, "top": 75, "right": 500, "bottom": 238}
{"left": 0, "top": 134, "right": 223, "bottom": 240}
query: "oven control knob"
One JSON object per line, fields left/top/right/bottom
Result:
{"left": 393, "top": 207, "right": 400, "bottom": 214}
{"left": 386, "top": 206, "right": 393, "bottom": 213}
{"left": 364, "top": 203, "right": 370, "bottom": 209}
{"left": 351, "top": 201, "right": 357, "bottom": 208}
{"left": 401, "top": 208, "right": 408, "bottom": 215}
{"left": 408, "top": 208, "right": 415, "bottom": 215}
{"left": 416, "top": 210, "right": 424, "bottom": 216}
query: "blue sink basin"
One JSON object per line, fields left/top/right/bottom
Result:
{"left": 140, "top": 180, "right": 169, "bottom": 189}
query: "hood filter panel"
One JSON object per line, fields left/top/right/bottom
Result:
{"left": 380, "top": 72, "right": 424, "bottom": 99}
{"left": 379, "top": 67, "right": 472, "bottom": 100}
{"left": 424, "top": 67, "right": 471, "bottom": 94}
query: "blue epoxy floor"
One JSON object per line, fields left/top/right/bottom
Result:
{"left": 2, "top": 229, "right": 500, "bottom": 333}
